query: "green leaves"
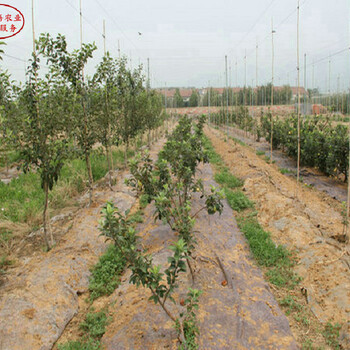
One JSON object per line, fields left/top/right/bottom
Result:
{"left": 260, "top": 114, "right": 350, "bottom": 180}
{"left": 99, "top": 202, "right": 136, "bottom": 251}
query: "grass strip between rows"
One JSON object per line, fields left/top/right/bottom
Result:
{"left": 203, "top": 135, "right": 298, "bottom": 288}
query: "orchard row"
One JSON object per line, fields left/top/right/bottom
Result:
{"left": 210, "top": 108, "right": 349, "bottom": 181}
{"left": 0, "top": 34, "right": 164, "bottom": 249}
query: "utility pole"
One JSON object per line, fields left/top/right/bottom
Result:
{"left": 256, "top": 39, "right": 258, "bottom": 107}
{"left": 337, "top": 75, "right": 340, "bottom": 112}
{"left": 147, "top": 58, "right": 150, "bottom": 91}
{"left": 225, "top": 55, "right": 229, "bottom": 138}
{"left": 229, "top": 63, "right": 232, "bottom": 112}
{"left": 296, "top": 0, "right": 301, "bottom": 198}
{"left": 118, "top": 40, "right": 121, "bottom": 58}
{"left": 347, "top": 44, "right": 350, "bottom": 239}
{"left": 31, "top": 0, "right": 36, "bottom": 53}
{"left": 208, "top": 81, "right": 211, "bottom": 124}
{"left": 304, "top": 53, "right": 307, "bottom": 111}
{"left": 329, "top": 57, "right": 331, "bottom": 110}
{"left": 235, "top": 59, "right": 238, "bottom": 110}
{"left": 103, "top": 19, "right": 106, "bottom": 55}
{"left": 271, "top": 18, "right": 275, "bottom": 164}
{"left": 244, "top": 50, "right": 247, "bottom": 107}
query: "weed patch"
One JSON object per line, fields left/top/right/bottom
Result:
{"left": 322, "top": 322, "right": 342, "bottom": 349}
{"left": 128, "top": 210, "right": 144, "bottom": 224}
{"left": 279, "top": 168, "right": 294, "bottom": 175}
{"left": 230, "top": 137, "right": 246, "bottom": 146}
{"left": 58, "top": 309, "right": 108, "bottom": 350}
{"left": 225, "top": 189, "right": 254, "bottom": 212}
{"left": 214, "top": 169, "right": 243, "bottom": 189}
{"left": 88, "top": 244, "right": 126, "bottom": 302}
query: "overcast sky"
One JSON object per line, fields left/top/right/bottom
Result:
{"left": 1, "top": 0, "right": 349, "bottom": 92}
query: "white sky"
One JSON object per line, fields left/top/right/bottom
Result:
{"left": 1, "top": 0, "right": 349, "bottom": 92}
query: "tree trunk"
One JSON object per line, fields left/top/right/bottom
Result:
{"left": 110, "top": 145, "right": 114, "bottom": 173}
{"left": 106, "top": 145, "right": 112, "bottom": 189}
{"left": 85, "top": 151, "right": 93, "bottom": 206}
{"left": 43, "top": 179, "right": 51, "bottom": 250}
{"left": 124, "top": 141, "right": 128, "bottom": 168}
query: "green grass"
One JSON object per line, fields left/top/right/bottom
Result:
{"left": 322, "top": 322, "right": 342, "bottom": 349}
{"left": 0, "top": 148, "right": 135, "bottom": 227}
{"left": 88, "top": 244, "right": 126, "bottom": 302}
{"left": 128, "top": 210, "right": 144, "bottom": 224}
{"left": 0, "top": 172, "right": 44, "bottom": 224}
{"left": 203, "top": 135, "right": 300, "bottom": 289}
{"left": 280, "top": 295, "right": 303, "bottom": 315}
{"left": 201, "top": 137, "right": 224, "bottom": 166}
{"left": 0, "top": 228, "right": 12, "bottom": 242}
{"left": 0, "top": 150, "right": 22, "bottom": 168}
{"left": 80, "top": 309, "right": 109, "bottom": 339}
{"left": 280, "top": 168, "right": 294, "bottom": 175}
{"left": 57, "top": 339, "right": 100, "bottom": 350}
{"left": 225, "top": 189, "right": 254, "bottom": 212}
{"left": 58, "top": 309, "right": 108, "bottom": 350}
{"left": 256, "top": 150, "right": 265, "bottom": 156}
{"left": 214, "top": 169, "right": 243, "bottom": 189}
{"left": 237, "top": 217, "right": 288, "bottom": 266}
{"left": 230, "top": 137, "right": 246, "bottom": 146}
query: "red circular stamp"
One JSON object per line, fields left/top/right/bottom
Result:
{"left": 0, "top": 4, "right": 25, "bottom": 39}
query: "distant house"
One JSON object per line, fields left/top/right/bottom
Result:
{"left": 156, "top": 88, "right": 197, "bottom": 104}
{"left": 157, "top": 86, "right": 307, "bottom": 106}
{"left": 179, "top": 89, "right": 193, "bottom": 103}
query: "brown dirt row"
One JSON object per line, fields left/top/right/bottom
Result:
{"left": 205, "top": 126, "right": 350, "bottom": 347}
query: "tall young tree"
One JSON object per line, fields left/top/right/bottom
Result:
{"left": 38, "top": 33, "right": 97, "bottom": 205}
{"left": 10, "top": 50, "right": 71, "bottom": 249}
{"left": 116, "top": 57, "right": 144, "bottom": 165}
{"left": 93, "top": 53, "right": 119, "bottom": 187}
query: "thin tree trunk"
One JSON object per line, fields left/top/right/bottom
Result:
{"left": 106, "top": 145, "right": 112, "bottom": 188}
{"left": 85, "top": 151, "right": 93, "bottom": 205}
{"left": 110, "top": 145, "right": 114, "bottom": 173}
{"left": 124, "top": 141, "right": 128, "bottom": 168}
{"left": 43, "top": 179, "right": 51, "bottom": 250}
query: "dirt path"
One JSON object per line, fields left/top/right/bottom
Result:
{"left": 218, "top": 124, "right": 348, "bottom": 203}
{"left": 101, "top": 162, "right": 297, "bottom": 349}
{"left": 205, "top": 127, "right": 350, "bottom": 331}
